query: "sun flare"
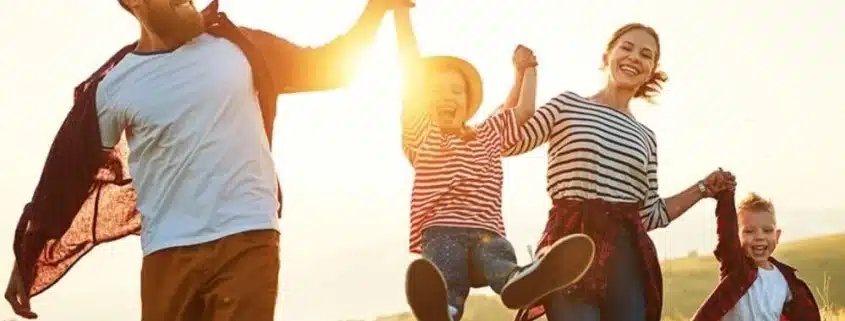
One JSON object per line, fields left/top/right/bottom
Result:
{"left": 349, "top": 25, "right": 404, "bottom": 96}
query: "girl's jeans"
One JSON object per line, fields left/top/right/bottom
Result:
{"left": 421, "top": 226, "right": 519, "bottom": 321}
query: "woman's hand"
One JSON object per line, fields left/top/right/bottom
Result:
{"left": 701, "top": 168, "right": 737, "bottom": 198}
{"left": 665, "top": 168, "right": 736, "bottom": 222}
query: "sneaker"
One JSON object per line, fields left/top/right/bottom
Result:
{"left": 499, "top": 233, "right": 596, "bottom": 309}
{"left": 405, "top": 258, "right": 453, "bottom": 321}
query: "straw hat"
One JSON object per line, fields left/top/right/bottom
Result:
{"left": 420, "top": 55, "right": 484, "bottom": 120}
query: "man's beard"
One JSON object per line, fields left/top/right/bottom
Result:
{"left": 145, "top": 2, "right": 205, "bottom": 46}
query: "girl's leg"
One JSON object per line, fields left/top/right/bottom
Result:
{"left": 469, "top": 230, "right": 519, "bottom": 293}
{"left": 543, "top": 294, "right": 601, "bottom": 321}
{"left": 420, "top": 227, "right": 472, "bottom": 321}
{"left": 497, "top": 234, "right": 595, "bottom": 309}
{"left": 473, "top": 230, "right": 595, "bottom": 311}
{"left": 602, "top": 227, "right": 647, "bottom": 321}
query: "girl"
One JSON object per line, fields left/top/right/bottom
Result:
{"left": 394, "top": 4, "right": 596, "bottom": 321}
{"left": 507, "top": 23, "right": 737, "bottom": 321}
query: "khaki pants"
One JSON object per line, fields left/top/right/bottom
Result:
{"left": 141, "top": 230, "right": 280, "bottom": 321}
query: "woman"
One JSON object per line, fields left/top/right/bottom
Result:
{"left": 393, "top": 4, "right": 596, "bottom": 321}
{"left": 507, "top": 23, "right": 737, "bottom": 321}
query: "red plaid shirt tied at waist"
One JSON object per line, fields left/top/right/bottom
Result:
{"left": 515, "top": 198, "right": 664, "bottom": 321}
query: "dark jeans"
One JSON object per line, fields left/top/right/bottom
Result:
{"left": 543, "top": 227, "right": 646, "bottom": 321}
{"left": 421, "top": 226, "right": 519, "bottom": 321}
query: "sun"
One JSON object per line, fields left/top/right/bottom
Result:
{"left": 348, "top": 21, "right": 404, "bottom": 97}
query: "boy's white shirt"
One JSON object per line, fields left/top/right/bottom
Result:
{"left": 722, "top": 266, "right": 792, "bottom": 321}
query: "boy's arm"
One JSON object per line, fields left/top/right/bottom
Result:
{"left": 394, "top": 4, "right": 431, "bottom": 165}
{"left": 243, "top": 0, "right": 393, "bottom": 94}
{"left": 713, "top": 191, "right": 747, "bottom": 277}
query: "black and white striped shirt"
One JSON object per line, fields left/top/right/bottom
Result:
{"left": 505, "top": 91, "right": 670, "bottom": 231}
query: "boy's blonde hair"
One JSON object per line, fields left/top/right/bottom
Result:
{"left": 737, "top": 192, "right": 776, "bottom": 217}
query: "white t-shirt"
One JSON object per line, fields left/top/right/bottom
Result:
{"left": 96, "top": 33, "right": 280, "bottom": 255}
{"left": 722, "top": 267, "right": 792, "bottom": 321}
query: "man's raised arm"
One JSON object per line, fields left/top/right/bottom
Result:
{"left": 243, "top": 0, "right": 402, "bottom": 94}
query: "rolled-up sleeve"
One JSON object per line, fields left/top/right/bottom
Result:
{"left": 639, "top": 148, "right": 670, "bottom": 231}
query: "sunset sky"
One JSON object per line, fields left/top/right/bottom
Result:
{"left": 0, "top": 0, "right": 843, "bottom": 320}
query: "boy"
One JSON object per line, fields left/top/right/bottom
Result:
{"left": 692, "top": 192, "right": 821, "bottom": 321}
{"left": 394, "top": 4, "right": 596, "bottom": 321}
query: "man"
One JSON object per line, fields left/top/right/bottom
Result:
{"left": 5, "top": 1, "right": 404, "bottom": 320}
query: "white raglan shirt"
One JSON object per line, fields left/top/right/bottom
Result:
{"left": 96, "top": 34, "right": 280, "bottom": 255}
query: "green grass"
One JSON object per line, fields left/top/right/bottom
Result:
{"left": 370, "top": 233, "right": 845, "bottom": 321}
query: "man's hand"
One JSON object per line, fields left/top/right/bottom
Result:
{"left": 512, "top": 45, "right": 538, "bottom": 71}
{"left": 5, "top": 265, "right": 37, "bottom": 319}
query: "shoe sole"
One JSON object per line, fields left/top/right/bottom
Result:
{"left": 500, "top": 233, "right": 596, "bottom": 309}
{"left": 405, "top": 258, "right": 452, "bottom": 321}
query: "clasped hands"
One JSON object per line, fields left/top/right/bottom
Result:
{"left": 701, "top": 168, "right": 737, "bottom": 198}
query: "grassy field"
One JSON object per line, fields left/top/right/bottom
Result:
{"left": 370, "top": 233, "right": 845, "bottom": 321}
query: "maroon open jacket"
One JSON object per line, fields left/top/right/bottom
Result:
{"left": 13, "top": 1, "right": 383, "bottom": 296}
{"left": 691, "top": 192, "right": 821, "bottom": 321}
